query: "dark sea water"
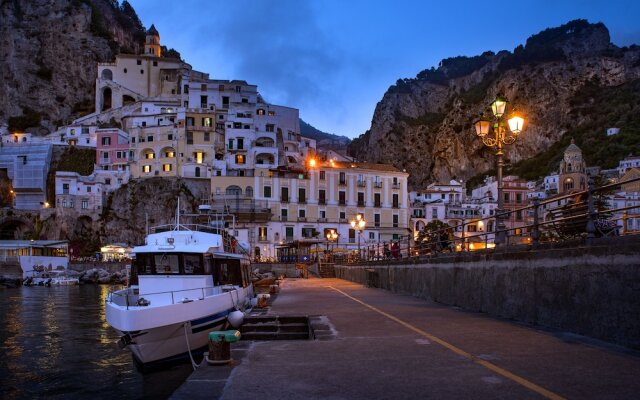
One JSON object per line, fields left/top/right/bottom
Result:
{"left": 0, "top": 285, "right": 194, "bottom": 400}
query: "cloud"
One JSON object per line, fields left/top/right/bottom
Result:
{"left": 204, "top": 0, "right": 346, "bottom": 112}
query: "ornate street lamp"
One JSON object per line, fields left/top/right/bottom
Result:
{"left": 350, "top": 213, "right": 366, "bottom": 259}
{"left": 474, "top": 95, "right": 525, "bottom": 246}
{"left": 326, "top": 229, "right": 339, "bottom": 252}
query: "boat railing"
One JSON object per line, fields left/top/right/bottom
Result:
{"left": 107, "top": 284, "right": 238, "bottom": 310}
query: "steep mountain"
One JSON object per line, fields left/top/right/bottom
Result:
{"left": 348, "top": 20, "right": 640, "bottom": 189}
{"left": 0, "top": 0, "right": 147, "bottom": 134}
{"left": 299, "top": 119, "right": 351, "bottom": 153}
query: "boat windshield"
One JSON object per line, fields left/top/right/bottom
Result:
{"left": 133, "top": 253, "right": 206, "bottom": 276}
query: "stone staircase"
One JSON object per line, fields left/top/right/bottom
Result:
{"left": 318, "top": 262, "right": 336, "bottom": 278}
{"left": 240, "top": 316, "right": 311, "bottom": 340}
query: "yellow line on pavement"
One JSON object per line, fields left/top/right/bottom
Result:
{"left": 328, "top": 286, "right": 565, "bottom": 400}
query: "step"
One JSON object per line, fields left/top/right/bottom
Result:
{"left": 241, "top": 331, "right": 311, "bottom": 341}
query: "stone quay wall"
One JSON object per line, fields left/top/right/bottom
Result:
{"left": 336, "top": 237, "right": 640, "bottom": 349}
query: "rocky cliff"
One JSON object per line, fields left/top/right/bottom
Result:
{"left": 348, "top": 20, "right": 640, "bottom": 189}
{"left": 0, "top": 0, "right": 145, "bottom": 134}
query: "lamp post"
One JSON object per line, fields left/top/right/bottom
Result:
{"left": 350, "top": 213, "right": 366, "bottom": 259}
{"left": 326, "top": 229, "right": 338, "bottom": 251}
{"left": 474, "top": 96, "right": 525, "bottom": 246}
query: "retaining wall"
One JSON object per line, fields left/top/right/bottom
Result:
{"left": 336, "top": 238, "right": 640, "bottom": 349}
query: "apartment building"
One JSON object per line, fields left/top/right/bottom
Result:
{"left": 208, "top": 161, "right": 409, "bottom": 260}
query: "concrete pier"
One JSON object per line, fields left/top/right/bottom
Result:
{"left": 172, "top": 277, "right": 640, "bottom": 400}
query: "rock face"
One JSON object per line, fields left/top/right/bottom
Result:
{"left": 348, "top": 20, "right": 640, "bottom": 189}
{"left": 0, "top": 0, "right": 144, "bottom": 132}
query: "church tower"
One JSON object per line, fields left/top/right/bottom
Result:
{"left": 558, "top": 139, "right": 587, "bottom": 194}
{"left": 144, "top": 24, "right": 161, "bottom": 57}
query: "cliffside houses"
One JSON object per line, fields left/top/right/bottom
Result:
{"left": 3, "top": 25, "right": 638, "bottom": 252}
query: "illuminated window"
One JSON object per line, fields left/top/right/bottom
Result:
{"left": 195, "top": 152, "right": 204, "bottom": 164}
{"left": 257, "top": 109, "right": 265, "bottom": 115}
{"left": 203, "top": 117, "right": 212, "bottom": 127}
{"left": 145, "top": 152, "right": 154, "bottom": 159}
{"left": 163, "top": 164, "right": 172, "bottom": 172}
{"left": 268, "top": 111, "right": 275, "bottom": 116}
{"left": 165, "top": 151, "right": 174, "bottom": 158}
{"left": 236, "top": 154, "right": 245, "bottom": 164}
{"left": 143, "top": 165, "right": 151, "bottom": 173}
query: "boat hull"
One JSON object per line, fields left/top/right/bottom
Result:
{"left": 106, "top": 286, "right": 252, "bottom": 365}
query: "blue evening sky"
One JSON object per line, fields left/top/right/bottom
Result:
{"left": 129, "top": 0, "right": 640, "bottom": 138}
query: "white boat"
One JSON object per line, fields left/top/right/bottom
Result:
{"left": 24, "top": 269, "right": 79, "bottom": 286}
{"left": 0, "top": 240, "right": 70, "bottom": 282}
{"left": 105, "top": 217, "right": 254, "bottom": 367}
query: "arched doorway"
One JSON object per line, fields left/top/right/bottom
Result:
{"left": 226, "top": 185, "right": 242, "bottom": 196}
{"left": 195, "top": 167, "right": 201, "bottom": 177}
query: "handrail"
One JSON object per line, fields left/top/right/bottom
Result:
{"left": 107, "top": 284, "right": 241, "bottom": 309}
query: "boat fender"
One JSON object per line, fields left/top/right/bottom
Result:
{"left": 228, "top": 310, "right": 244, "bottom": 328}
{"left": 137, "top": 297, "right": 151, "bottom": 306}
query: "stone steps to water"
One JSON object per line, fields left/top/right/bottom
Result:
{"left": 240, "top": 315, "right": 311, "bottom": 340}
{"left": 318, "top": 262, "right": 336, "bottom": 278}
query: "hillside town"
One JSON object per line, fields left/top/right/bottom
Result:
{"left": 0, "top": 26, "right": 638, "bottom": 260}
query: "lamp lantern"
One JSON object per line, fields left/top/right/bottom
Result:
{"left": 474, "top": 115, "right": 492, "bottom": 137}
{"left": 507, "top": 114, "right": 524, "bottom": 134}
{"left": 490, "top": 96, "right": 507, "bottom": 117}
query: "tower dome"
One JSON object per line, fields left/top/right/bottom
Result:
{"left": 144, "top": 24, "right": 161, "bottom": 57}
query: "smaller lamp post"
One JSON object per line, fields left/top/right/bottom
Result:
{"left": 350, "top": 213, "right": 366, "bottom": 259}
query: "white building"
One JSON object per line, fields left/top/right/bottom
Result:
{"left": 55, "top": 170, "right": 130, "bottom": 216}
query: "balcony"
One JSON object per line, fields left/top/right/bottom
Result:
{"left": 338, "top": 200, "right": 346, "bottom": 206}
{"left": 392, "top": 183, "right": 400, "bottom": 189}
{"left": 280, "top": 216, "right": 288, "bottom": 222}
{"left": 374, "top": 182, "right": 382, "bottom": 188}
{"left": 357, "top": 180, "right": 366, "bottom": 187}
{"left": 298, "top": 198, "right": 306, "bottom": 204}
{"left": 318, "top": 198, "right": 326, "bottom": 205}
{"left": 281, "top": 196, "right": 289, "bottom": 203}
{"left": 297, "top": 217, "right": 307, "bottom": 222}
{"left": 357, "top": 201, "right": 365, "bottom": 207}
{"left": 392, "top": 203, "right": 399, "bottom": 208}
{"left": 258, "top": 236, "right": 269, "bottom": 242}
{"left": 339, "top": 218, "right": 348, "bottom": 223}
{"left": 339, "top": 179, "right": 347, "bottom": 186}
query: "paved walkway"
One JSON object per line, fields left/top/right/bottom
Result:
{"left": 172, "top": 278, "right": 640, "bottom": 399}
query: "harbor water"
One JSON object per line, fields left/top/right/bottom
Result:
{"left": 0, "top": 285, "right": 193, "bottom": 399}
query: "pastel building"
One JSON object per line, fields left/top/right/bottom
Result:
{"left": 96, "top": 128, "right": 130, "bottom": 171}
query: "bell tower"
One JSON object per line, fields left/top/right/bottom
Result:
{"left": 144, "top": 24, "right": 161, "bottom": 57}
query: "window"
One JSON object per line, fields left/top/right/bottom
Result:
{"left": 237, "top": 138, "right": 244, "bottom": 149}
{"left": 222, "top": 96, "right": 229, "bottom": 107}
{"left": 81, "top": 200, "right": 88, "bottom": 209}
{"left": 299, "top": 209, "right": 306, "bottom": 218}
{"left": 374, "top": 193, "right": 381, "bottom": 207}
{"left": 268, "top": 111, "right": 275, "bottom": 116}
{"left": 266, "top": 124, "right": 274, "bottom": 132}
{"left": 349, "top": 229, "right": 356, "bottom": 243}
{"left": 140, "top": 69, "right": 144, "bottom": 74}
{"left": 62, "top": 183, "right": 69, "bottom": 194}
{"left": 374, "top": 213, "right": 380, "bottom": 227}
{"left": 153, "top": 61, "right": 157, "bottom": 67}
{"left": 257, "top": 109, "right": 265, "bottom": 115}
{"left": 235, "top": 85, "right": 241, "bottom": 92}
{"left": 116, "top": 151, "right": 123, "bottom": 159}
{"left": 143, "top": 165, "right": 151, "bottom": 173}
{"left": 393, "top": 215, "right": 399, "bottom": 228}
{"left": 319, "top": 170, "right": 326, "bottom": 180}
{"left": 318, "top": 189, "right": 326, "bottom": 204}
{"left": 369, "top": 232, "right": 375, "bottom": 240}
{"left": 203, "top": 117, "right": 212, "bottom": 127}
{"left": 163, "top": 164, "right": 172, "bottom": 172}
{"left": 186, "top": 131, "right": 193, "bottom": 145}
{"left": 228, "top": 139, "right": 234, "bottom": 149}
{"left": 340, "top": 211, "right": 346, "bottom": 220}
{"left": 338, "top": 191, "right": 346, "bottom": 205}
{"left": 137, "top": 59, "right": 141, "bottom": 65}
{"left": 264, "top": 186, "right": 271, "bottom": 198}
{"left": 200, "top": 95, "right": 208, "bottom": 108}
{"left": 204, "top": 132, "right": 210, "bottom": 141}
{"left": 101, "top": 137, "right": 111, "bottom": 146}
{"left": 87, "top": 186, "right": 92, "bottom": 193}
{"left": 298, "top": 188, "right": 306, "bottom": 203}
{"left": 195, "top": 152, "right": 204, "bottom": 164}
{"left": 432, "top": 207, "right": 438, "bottom": 219}
{"left": 357, "top": 192, "right": 365, "bottom": 206}
{"left": 285, "top": 226, "right": 294, "bottom": 240}
{"left": 302, "top": 227, "right": 314, "bottom": 238}
{"left": 147, "top": 135, "right": 153, "bottom": 142}
{"left": 258, "top": 226, "right": 268, "bottom": 241}
{"left": 165, "top": 151, "right": 175, "bottom": 158}
{"left": 319, "top": 210, "right": 326, "bottom": 219}
{"left": 281, "top": 187, "right": 289, "bottom": 202}
{"left": 339, "top": 172, "right": 346, "bottom": 185}
{"left": 504, "top": 192, "right": 510, "bottom": 203}
{"left": 392, "top": 194, "right": 399, "bottom": 208}
{"left": 235, "top": 154, "right": 245, "bottom": 164}
{"left": 516, "top": 193, "right": 523, "bottom": 203}
{"left": 145, "top": 152, "right": 154, "bottom": 159}
{"left": 183, "top": 84, "right": 189, "bottom": 94}
{"left": 281, "top": 209, "right": 288, "bottom": 222}
{"left": 102, "top": 151, "right": 109, "bottom": 159}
